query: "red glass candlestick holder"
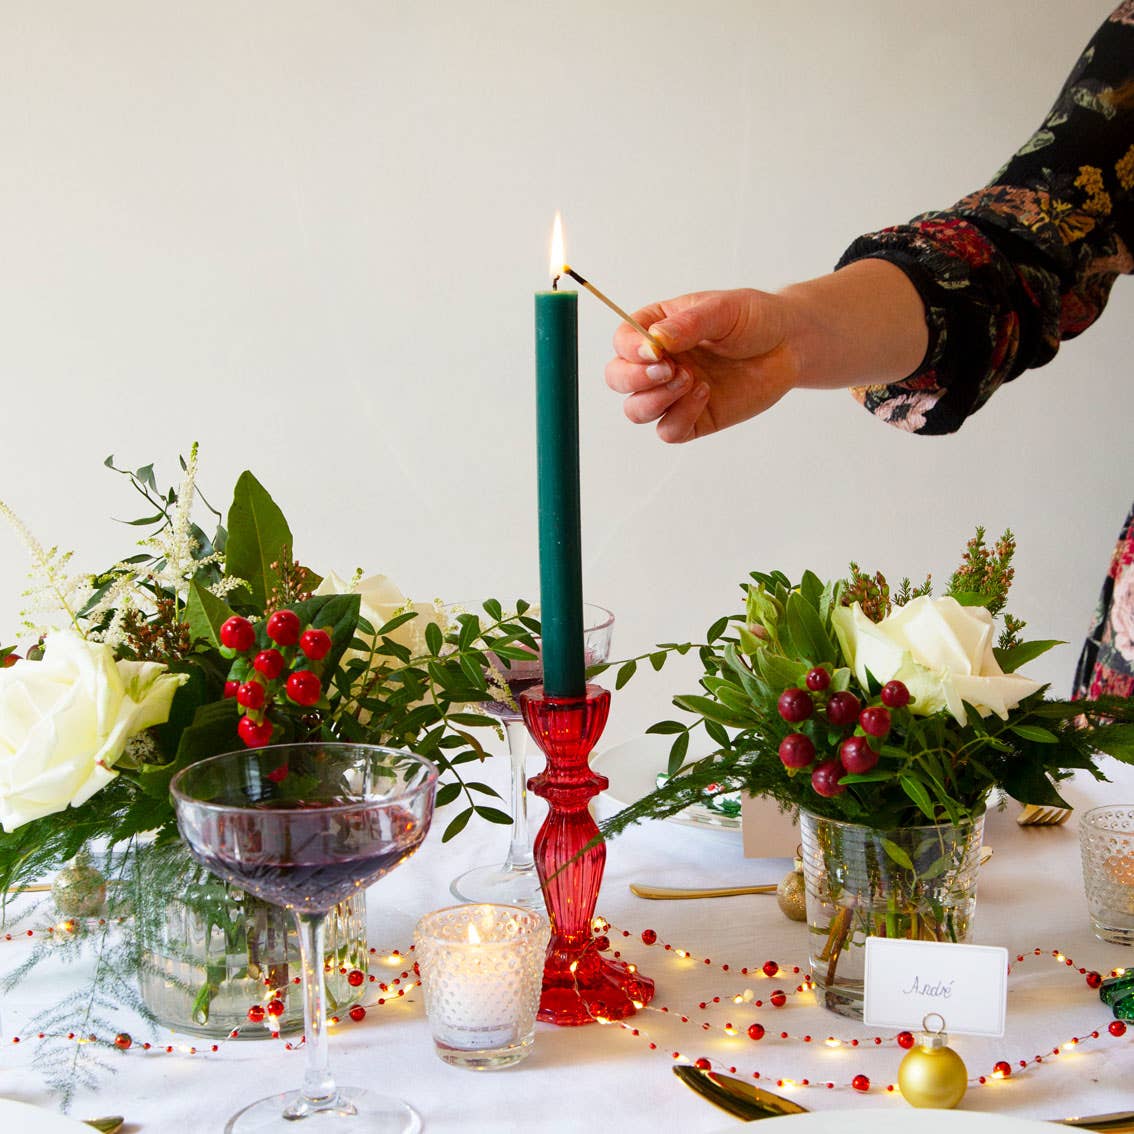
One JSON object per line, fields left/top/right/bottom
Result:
{"left": 519, "top": 683, "right": 654, "bottom": 1026}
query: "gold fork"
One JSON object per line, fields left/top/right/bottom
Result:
{"left": 1018, "top": 803, "right": 1072, "bottom": 826}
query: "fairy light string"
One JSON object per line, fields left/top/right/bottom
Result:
{"left": 2, "top": 914, "right": 1128, "bottom": 1094}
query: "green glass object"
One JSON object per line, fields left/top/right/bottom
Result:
{"left": 1112, "top": 993, "right": 1134, "bottom": 1021}
{"left": 534, "top": 288, "right": 584, "bottom": 698}
{"left": 1100, "top": 971, "right": 1134, "bottom": 1007}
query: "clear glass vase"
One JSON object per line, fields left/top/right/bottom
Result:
{"left": 799, "top": 809, "right": 984, "bottom": 1019}
{"left": 132, "top": 843, "right": 368, "bottom": 1038}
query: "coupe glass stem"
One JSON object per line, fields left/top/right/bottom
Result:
{"left": 288, "top": 911, "right": 340, "bottom": 1116}
{"left": 502, "top": 719, "right": 534, "bottom": 872}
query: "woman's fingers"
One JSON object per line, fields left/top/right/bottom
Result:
{"left": 656, "top": 382, "right": 712, "bottom": 444}
{"left": 605, "top": 353, "right": 676, "bottom": 394}
{"left": 620, "top": 369, "right": 694, "bottom": 423}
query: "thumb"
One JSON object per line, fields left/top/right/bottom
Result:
{"left": 648, "top": 292, "right": 748, "bottom": 355}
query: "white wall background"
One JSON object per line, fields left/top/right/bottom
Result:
{"left": 1, "top": 0, "right": 1130, "bottom": 743}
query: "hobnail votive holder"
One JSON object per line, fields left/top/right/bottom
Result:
{"left": 1081, "top": 805, "right": 1134, "bottom": 946}
{"left": 414, "top": 904, "right": 550, "bottom": 1070}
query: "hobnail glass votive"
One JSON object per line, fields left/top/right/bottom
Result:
{"left": 1080, "top": 804, "right": 1134, "bottom": 946}
{"left": 414, "top": 903, "right": 549, "bottom": 1070}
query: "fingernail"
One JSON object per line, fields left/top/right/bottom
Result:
{"left": 638, "top": 340, "right": 661, "bottom": 362}
{"left": 666, "top": 371, "right": 691, "bottom": 393}
{"left": 694, "top": 382, "right": 710, "bottom": 400}
{"left": 646, "top": 361, "right": 673, "bottom": 383}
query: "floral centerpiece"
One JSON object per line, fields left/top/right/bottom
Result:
{"left": 0, "top": 448, "right": 538, "bottom": 1102}
{"left": 599, "top": 529, "right": 1134, "bottom": 1017}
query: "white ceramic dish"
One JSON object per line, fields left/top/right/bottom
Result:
{"left": 592, "top": 733, "right": 741, "bottom": 834}
{"left": 0, "top": 1099, "right": 94, "bottom": 1132}
{"left": 708, "top": 1109, "right": 1063, "bottom": 1133}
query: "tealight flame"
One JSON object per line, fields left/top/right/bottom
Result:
{"left": 549, "top": 212, "right": 566, "bottom": 282}
{"left": 467, "top": 923, "right": 481, "bottom": 946}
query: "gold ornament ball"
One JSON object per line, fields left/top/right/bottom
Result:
{"left": 898, "top": 1043, "right": 968, "bottom": 1109}
{"left": 776, "top": 869, "right": 807, "bottom": 921}
{"left": 51, "top": 853, "right": 107, "bottom": 919}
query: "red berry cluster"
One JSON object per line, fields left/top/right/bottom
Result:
{"left": 775, "top": 668, "right": 911, "bottom": 799}
{"left": 219, "top": 612, "right": 334, "bottom": 747}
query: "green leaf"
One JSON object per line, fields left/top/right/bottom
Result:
{"left": 649, "top": 651, "right": 667, "bottom": 672}
{"left": 425, "top": 621, "right": 443, "bottom": 656}
{"left": 1089, "top": 724, "right": 1134, "bottom": 762}
{"left": 784, "top": 591, "right": 835, "bottom": 665}
{"left": 879, "top": 837, "right": 915, "bottom": 871}
{"left": 646, "top": 720, "right": 687, "bottom": 735}
{"left": 1010, "top": 724, "right": 1059, "bottom": 744}
{"left": 898, "top": 774, "right": 935, "bottom": 820}
{"left": 474, "top": 806, "right": 513, "bottom": 826}
{"left": 704, "top": 720, "right": 731, "bottom": 749}
{"left": 993, "top": 640, "right": 1063, "bottom": 673}
{"left": 706, "top": 616, "right": 729, "bottom": 643}
{"left": 442, "top": 808, "right": 473, "bottom": 842}
{"left": 224, "top": 471, "right": 293, "bottom": 610}
{"left": 615, "top": 660, "right": 638, "bottom": 691}
{"left": 671, "top": 694, "right": 750, "bottom": 729}
{"left": 483, "top": 599, "right": 503, "bottom": 621}
{"left": 186, "top": 581, "right": 235, "bottom": 649}
{"left": 435, "top": 782, "right": 462, "bottom": 807}
{"left": 667, "top": 731, "right": 690, "bottom": 775}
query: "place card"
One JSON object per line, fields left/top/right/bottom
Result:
{"left": 863, "top": 937, "right": 1008, "bottom": 1036}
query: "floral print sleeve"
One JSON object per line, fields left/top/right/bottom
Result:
{"left": 835, "top": 4, "right": 1134, "bottom": 702}
{"left": 836, "top": 3, "right": 1134, "bottom": 435}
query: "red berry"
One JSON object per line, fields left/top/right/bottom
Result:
{"left": 1109, "top": 1020, "right": 1127, "bottom": 1037}
{"left": 224, "top": 680, "right": 240, "bottom": 699}
{"left": 825, "top": 691, "right": 861, "bottom": 727}
{"left": 859, "top": 706, "right": 891, "bottom": 737}
{"left": 238, "top": 715, "right": 274, "bottom": 748}
{"left": 253, "top": 649, "right": 285, "bottom": 681}
{"left": 246, "top": 1005, "right": 266, "bottom": 1024}
{"left": 852, "top": 1074, "right": 870, "bottom": 1093}
{"left": 349, "top": 1005, "right": 366, "bottom": 1022}
{"left": 220, "top": 616, "right": 256, "bottom": 652}
{"left": 236, "top": 681, "right": 266, "bottom": 710}
{"left": 777, "top": 688, "right": 814, "bottom": 724}
{"left": 747, "top": 1023, "right": 765, "bottom": 1041}
{"left": 266, "top": 610, "right": 301, "bottom": 647}
{"left": 880, "top": 680, "right": 910, "bottom": 709}
{"left": 285, "top": 669, "right": 322, "bottom": 707}
{"left": 896, "top": 1031, "right": 915, "bottom": 1049}
{"left": 839, "top": 735, "right": 879, "bottom": 775}
{"left": 810, "top": 758, "right": 846, "bottom": 798}
{"left": 300, "top": 628, "right": 332, "bottom": 660}
{"left": 993, "top": 1060, "right": 1012, "bottom": 1078}
{"left": 778, "top": 733, "right": 816, "bottom": 769}
{"left": 805, "top": 667, "right": 830, "bottom": 692}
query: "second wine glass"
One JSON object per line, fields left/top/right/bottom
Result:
{"left": 449, "top": 602, "right": 613, "bottom": 908}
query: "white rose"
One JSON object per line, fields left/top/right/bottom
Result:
{"left": 314, "top": 572, "right": 436, "bottom": 658}
{"left": 831, "top": 595, "right": 1043, "bottom": 726}
{"left": 0, "top": 633, "right": 187, "bottom": 832}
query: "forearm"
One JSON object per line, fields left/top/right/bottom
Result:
{"left": 779, "top": 258, "right": 929, "bottom": 391}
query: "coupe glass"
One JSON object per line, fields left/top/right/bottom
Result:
{"left": 171, "top": 743, "right": 437, "bottom": 1133}
{"left": 449, "top": 602, "right": 614, "bottom": 907}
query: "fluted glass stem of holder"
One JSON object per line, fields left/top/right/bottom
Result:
{"left": 519, "top": 683, "right": 654, "bottom": 1026}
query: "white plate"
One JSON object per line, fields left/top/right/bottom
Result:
{"left": 710, "top": 1109, "right": 1061, "bottom": 1133}
{"left": 0, "top": 1099, "right": 94, "bottom": 1133}
{"left": 592, "top": 733, "right": 741, "bottom": 834}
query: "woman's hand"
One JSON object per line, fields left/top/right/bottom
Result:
{"left": 604, "top": 288, "right": 799, "bottom": 444}
{"left": 604, "top": 261, "right": 928, "bottom": 443}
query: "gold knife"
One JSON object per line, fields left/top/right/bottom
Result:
{"left": 673, "top": 1065, "right": 1134, "bottom": 1130}
{"left": 630, "top": 883, "right": 778, "bottom": 900}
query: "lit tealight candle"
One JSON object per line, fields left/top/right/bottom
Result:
{"left": 414, "top": 904, "right": 549, "bottom": 1070}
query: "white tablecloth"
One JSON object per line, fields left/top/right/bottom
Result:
{"left": 2, "top": 740, "right": 1132, "bottom": 1133}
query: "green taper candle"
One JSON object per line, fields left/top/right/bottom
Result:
{"left": 534, "top": 283, "right": 585, "bottom": 698}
